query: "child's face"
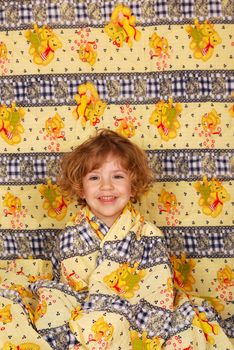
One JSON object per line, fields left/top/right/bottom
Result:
{"left": 82, "top": 154, "right": 132, "bottom": 227}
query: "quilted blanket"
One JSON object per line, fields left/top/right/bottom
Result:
{"left": 0, "top": 0, "right": 233, "bottom": 349}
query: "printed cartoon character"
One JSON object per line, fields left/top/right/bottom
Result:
{"left": 79, "top": 42, "right": 97, "bottom": 66}
{"left": 3, "top": 342, "right": 40, "bottom": 350}
{"left": 115, "top": 118, "right": 135, "bottom": 138}
{"left": 3, "top": 192, "right": 22, "bottom": 216}
{"left": 217, "top": 265, "right": 234, "bottom": 287}
{"left": 192, "top": 310, "right": 219, "bottom": 345}
{"left": 34, "top": 300, "right": 47, "bottom": 323}
{"left": 201, "top": 109, "right": 221, "bottom": 135}
{"left": 170, "top": 253, "right": 196, "bottom": 292}
{"left": 0, "top": 42, "right": 8, "bottom": 59}
{"left": 25, "top": 24, "right": 62, "bottom": 66}
{"left": 88, "top": 316, "right": 114, "bottom": 344}
{"left": 73, "top": 82, "right": 106, "bottom": 126}
{"left": 0, "top": 103, "right": 25, "bottom": 145}
{"left": 194, "top": 176, "right": 230, "bottom": 218}
{"left": 103, "top": 262, "right": 146, "bottom": 298}
{"left": 149, "top": 32, "right": 169, "bottom": 58}
{"left": 39, "top": 179, "right": 71, "bottom": 221}
{"left": 105, "top": 4, "right": 141, "bottom": 48}
{"left": 130, "top": 330, "right": 161, "bottom": 349}
{"left": 185, "top": 19, "right": 222, "bottom": 61}
{"left": 70, "top": 305, "right": 83, "bottom": 321}
{"left": 149, "top": 98, "right": 182, "bottom": 141}
{"left": 158, "top": 189, "right": 177, "bottom": 213}
{"left": 0, "top": 304, "right": 12, "bottom": 324}
{"left": 61, "top": 264, "right": 84, "bottom": 292}
{"left": 45, "top": 113, "right": 65, "bottom": 139}
{"left": 9, "top": 284, "right": 33, "bottom": 298}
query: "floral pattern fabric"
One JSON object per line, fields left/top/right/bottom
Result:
{"left": 0, "top": 0, "right": 233, "bottom": 349}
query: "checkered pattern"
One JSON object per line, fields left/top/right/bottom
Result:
{"left": 75, "top": 2, "right": 88, "bottom": 22}
{"left": 188, "top": 155, "right": 201, "bottom": 175}
{"left": 172, "top": 75, "right": 186, "bottom": 96}
{"left": 19, "top": 4, "right": 33, "bottom": 23}
{"left": 96, "top": 79, "right": 108, "bottom": 99}
{"left": 141, "top": 240, "right": 152, "bottom": 265}
{"left": 31, "top": 234, "right": 46, "bottom": 256}
{"left": 154, "top": 0, "right": 168, "bottom": 17}
{"left": 7, "top": 158, "right": 20, "bottom": 178}
{"left": 129, "top": 2, "right": 142, "bottom": 18}
{"left": 68, "top": 79, "right": 80, "bottom": 98}
{"left": 45, "top": 326, "right": 79, "bottom": 349}
{"left": 183, "top": 233, "right": 197, "bottom": 253}
{"left": 0, "top": 8, "right": 4, "bottom": 24}
{"left": 47, "top": 3, "right": 60, "bottom": 22}
{"left": 121, "top": 79, "right": 134, "bottom": 99}
{"left": 60, "top": 229, "right": 73, "bottom": 252}
{"left": 33, "top": 158, "right": 46, "bottom": 178}
{"left": 102, "top": 2, "right": 114, "bottom": 22}
{"left": 181, "top": 0, "right": 194, "bottom": 17}
{"left": 115, "top": 234, "right": 132, "bottom": 257}
{"left": 80, "top": 224, "right": 96, "bottom": 245}
{"left": 199, "top": 75, "right": 212, "bottom": 96}
{"left": 5, "top": 235, "right": 17, "bottom": 255}
{"left": 147, "top": 78, "right": 160, "bottom": 98}
{"left": 162, "top": 156, "right": 176, "bottom": 175}
{"left": 136, "top": 307, "right": 149, "bottom": 327}
{"left": 41, "top": 80, "right": 54, "bottom": 100}
{"left": 14, "top": 80, "right": 27, "bottom": 101}
{"left": 216, "top": 156, "right": 229, "bottom": 175}
{"left": 209, "top": 232, "right": 224, "bottom": 252}
{"left": 177, "top": 302, "right": 194, "bottom": 320}
{"left": 226, "top": 75, "right": 234, "bottom": 95}
{"left": 208, "top": 0, "right": 222, "bottom": 17}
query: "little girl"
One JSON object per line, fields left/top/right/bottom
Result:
{"left": 0, "top": 129, "right": 231, "bottom": 349}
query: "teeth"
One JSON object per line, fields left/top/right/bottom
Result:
{"left": 99, "top": 196, "right": 115, "bottom": 200}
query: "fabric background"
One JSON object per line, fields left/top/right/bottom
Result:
{"left": 0, "top": 0, "right": 233, "bottom": 315}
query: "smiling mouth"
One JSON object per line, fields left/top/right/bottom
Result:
{"left": 98, "top": 196, "right": 116, "bottom": 201}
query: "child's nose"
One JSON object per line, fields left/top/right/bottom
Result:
{"left": 100, "top": 177, "right": 113, "bottom": 189}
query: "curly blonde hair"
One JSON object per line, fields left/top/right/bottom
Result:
{"left": 58, "top": 129, "right": 153, "bottom": 204}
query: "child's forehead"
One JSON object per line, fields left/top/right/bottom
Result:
{"left": 88, "top": 152, "right": 128, "bottom": 171}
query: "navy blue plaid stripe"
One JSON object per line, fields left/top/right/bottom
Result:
{"left": 1, "top": 73, "right": 233, "bottom": 105}
{"left": 208, "top": 0, "right": 222, "bottom": 17}
{"left": 188, "top": 156, "right": 201, "bottom": 175}
{"left": 162, "top": 156, "right": 176, "bottom": 175}
{"left": 33, "top": 158, "right": 46, "bottom": 178}
{"left": 209, "top": 232, "right": 224, "bottom": 252}
{"left": 216, "top": 156, "right": 229, "bottom": 174}
{"left": 7, "top": 158, "right": 20, "bottom": 178}
{"left": 19, "top": 4, "right": 33, "bottom": 23}
{"left": 183, "top": 233, "right": 198, "bottom": 253}
{"left": 181, "top": 0, "right": 194, "bottom": 17}
{"left": 47, "top": 3, "right": 60, "bottom": 22}
{"left": 154, "top": 0, "right": 168, "bottom": 17}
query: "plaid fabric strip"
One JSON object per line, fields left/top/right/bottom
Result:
{"left": 154, "top": 0, "right": 168, "bottom": 17}
{"left": 14, "top": 80, "right": 27, "bottom": 101}
{"left": 47, "top": 3, "right": 60, "bottom": 23}
{"left": 209, "top": 231, "right": 224, "bottom": 252}
{"left": 188, "top": 155, "right": 201, "bottom": 175}
{"left": 19, "top": 4, "right": 33, "bottom": 23}
{"left": 181, "top": 0, "right": 194, "bottom": 17}
{"left": 216, "top": 156, "right": 229, "bottom": 175}
{"left": 7, "top": 158, "right": 20, "bottom": 179}
{"left": 41, "top": 80, "right": 54, "bottom": 100}
{"left": 147, "top": 77, "right": 160, "bottom": 98}
{"left": 172, "top": 75, "right": 186, "bottom": 96}
{"left": 34, "top": 158, "right": 47, "bottom": 178}
{"left": 183, "top": 232, "right": 198, "bottom": 253}
{"left": 226, "top": 75, "right": 234, "bottom": 95}
{"left": 208, "top": 0, "right": 222, "bottom": 17}
{"left": 162, "top": 156, "right": 176, "bottom": 175}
